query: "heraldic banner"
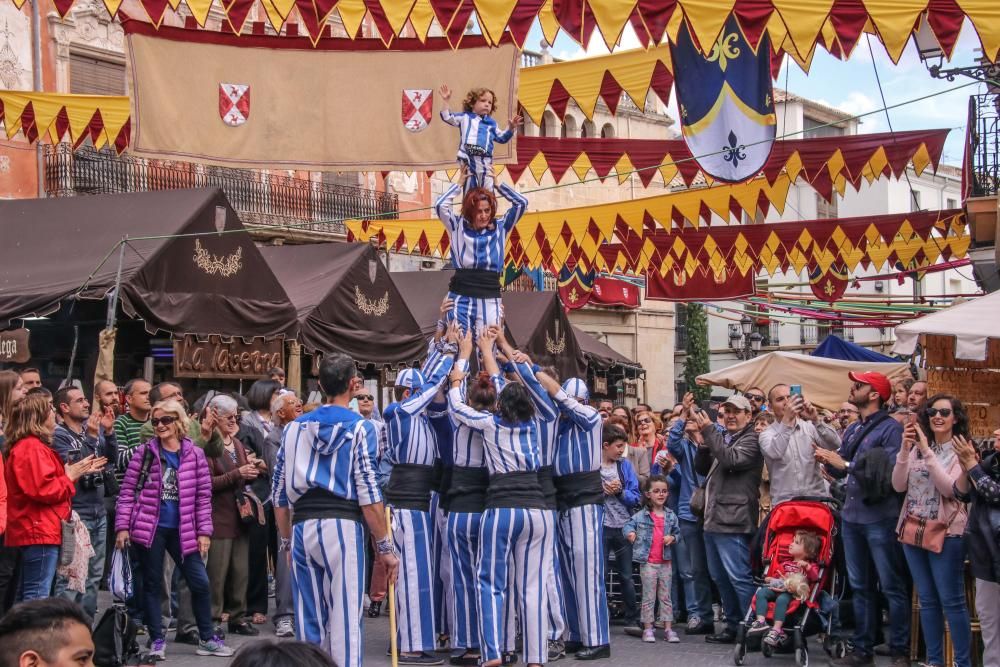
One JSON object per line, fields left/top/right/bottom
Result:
{"left": 124, "top": 21, "right": 519, "bottom": 170}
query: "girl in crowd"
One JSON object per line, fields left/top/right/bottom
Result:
{"left": 206, "top": 394, "right": 262, "bottom": 637}
{"left": 5, "top": 393, "right": 104, "bottom": 601}
{"left": 892, "top": 394, "right": 971, "bottom": 667}
{"left": 115, "top": 399, "right": 234, "bottom": 659}
{"left": 448, "top": 331, "right": 554, "bottom": 667}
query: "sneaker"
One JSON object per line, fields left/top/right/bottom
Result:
{"left": 196, "top": 636, "right": 236, "bottom": 657}
{"left": 623, "top": 625, "right": 644, "bottom": 638}
{"left": 398, "top": 652, "right": 445, "bottom": 665}
{"left": 763, "top": 629, "right": 785, "bottom": 647}
{"left": 685, "top": 617, "right": 713, "bottom": 635}
{"left": 548, "top": 639, "right": 565, "bottom": 661}
{"left": 828, "top": 652, "right": 876, "bottom": 667}
{"left": 665, "top": 630, "right": 680, "bottom": 643}
{"left": 147, "top": 638, "right": 166, "bottom": 661}
{"left": 167, "top": 617, "right": 177, "bottom": 631}
{"left": 275, "top": 618, "right": 294, "bottom": 638}
{"left": 642, "top": 629, "right": 655, "bottom": 643}
{"left": 746, "top": 620, "right": 769, "bottom": 637}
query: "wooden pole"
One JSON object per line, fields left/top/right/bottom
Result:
{"left": 386, "top": 506, "right": 398, "bottom": 667}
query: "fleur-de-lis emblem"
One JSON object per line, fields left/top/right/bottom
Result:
{"left": 722, "top": 130, "right": 747, "bottom": 168}
{"left": 707, "top": 32, "right": 741, "bottom": 72}
{"left": 568, "top": 287, "right": 579, "bottom": 303}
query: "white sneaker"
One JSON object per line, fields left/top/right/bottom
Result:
{"left": 196, "top": 637, "right": 235, "bottom": 657}
{"left": 275, "top": 618, "right": 295, "bottom": 638}
{"left": 665, "top": 630, "right": 680, "bottom": 643}
{"left": 147, "top": 638, "right": 166, "bottom": 661}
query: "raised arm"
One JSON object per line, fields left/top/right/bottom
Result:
{"left": 496, "top": 183, "right": 527, "bottom": 232}
{"left": 438, "top": 84, "right": 460, "bottom": 127}
{"left": 447, "top": 386, "right": 496, "bottom": 432}
{"left": 435, "top": 183, "right": 463, "bottom": 233}
{"left": 702, "top": 425, "right": 761, "bottom": 473}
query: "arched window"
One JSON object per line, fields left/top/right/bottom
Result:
{"left": 541, "top": 111, "right": 560, "bottom": 138}
{"left": 561, "top": 115, "right": 578, "bottom": 139}
{"left": 581, "top": 120, "right": 597, "bottom": 138}
{"left": 600, "top": 123, "right": 616, "bottom": 139}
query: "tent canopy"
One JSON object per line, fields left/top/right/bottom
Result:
{"left": 892, "top": 292, "right": 1000, "bottom": 361}
{"left": 0, "top": 188, "right": 294, "bottom": 337}
{"left": 811, "top": 335, "right": 898, "bottom": 363}
{"left": 391, "top": 270, "right": 587, "bottom": 379}
{"left": 259, "top": 243, "right": 426, "bottom": 364}
{"left": 572, "top": 325, "right": 640, "bottom": 371}
{"left": 697, "top": 350, "right": 911, "bottom": 411}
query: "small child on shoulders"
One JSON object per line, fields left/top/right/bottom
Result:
{"left": 438, "top": 84, "right": 521, "bottom": 193}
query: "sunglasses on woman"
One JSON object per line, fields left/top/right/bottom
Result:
{"left": 925, "top": 407, "right": 953, "bottom": 418}
{"left": 150, "top": 416, "right": 177, "bottom": 427}
{"left": 357, "top": 395, "right": 374, "bottom": 401}
{"left": 637, "top": 417, "right": 653, "bottom": 425}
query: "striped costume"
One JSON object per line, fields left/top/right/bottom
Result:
{"left": 271, "top": 406, "right": 382, "bottom": 667}
{"left": 448, "top": 387, "right": 555, "bottom": 665}
{"left": 434, "top": 183, "right": 527, "bottom": 337}
{"left": 383, "top": 357, "right": 454, "bottom": 654}
{"left": 552, "top": 381, "right": 610, "bottom": 649}
{"left": 440, "top": 109, "right": 514, "bottom": 193}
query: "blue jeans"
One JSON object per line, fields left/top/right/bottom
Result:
{"left": 54, "top": 512, "right": 106, "bottom": 619}
{"left": 18, "top": 545, "right": 59, "bottom": 601}
{"left": 135, "top": 528, "right": 214, "bottom": 642}
{"left": 841, "top": 518, "right": 910, "bottom": 657}
{"left": 603, "top": 526, "right": 638, "bottom": 625}
{"left": 903, "top": 538, "right": 971, "bottom": 667}
{"left": 703, "top": 532, "right": 755, "bottom": 633}
{"left": 675, "top": 519, "right": 713, "bottom": 623}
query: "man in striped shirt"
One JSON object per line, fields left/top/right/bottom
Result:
{"left": 113, "top": 379, "right": 151, "bottom": 481}
{"left": 272, "top": 353, "right": 397, "bottom": 667}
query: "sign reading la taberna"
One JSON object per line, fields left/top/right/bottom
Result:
{"left": 174, "top": 335, "right": 283, "bottom": 379}
{"left": 0, "top": 329, "right": 31, "bottom": 364}
{"left": 670, "top": 15, "right": 776, "bottom": 183}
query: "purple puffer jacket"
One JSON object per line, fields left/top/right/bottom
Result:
{"left": 115, "top": 437, "right": 213, "bottom": 556}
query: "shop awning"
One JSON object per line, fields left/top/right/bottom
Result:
{"left": 259, "top": 243, "right": 426, "bottom": 364}
{"left": 572, "top": 326, "right": 640, "bottom": 372}
{"left": 892, "top": 291, "right": 1000, "bottom": 362}
{"left": 0, "top": 188, "right": 295, "bottom": 337}
{"left": 390, "top": 270, "right": 587, "bottom": 380}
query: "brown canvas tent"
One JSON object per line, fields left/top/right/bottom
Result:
{"left": 259, "top": 243, "right": 426, "bottom": 364}
{"left": 391, "top": 270, "right": 587, "bottom": 379}
{"left": 0, "top": 188, "right": 294, "bottom": 337}
{"left": 572, "top": 325, "right": 640, "bottom": 371}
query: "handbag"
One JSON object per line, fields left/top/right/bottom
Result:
{"left": 108, "top": 547, "right": 133, "bottom": 602}
{"left": 235, "top": 489, "right": 265, "bottom": 526}
{"left": 58, "top": 515, "right": 78, "bottom": 568}
{"left": 897, "top": 493, "right": 962, "bottom": 554}
{"left": 689, "top": 460, "right": 717, "bottom": 520}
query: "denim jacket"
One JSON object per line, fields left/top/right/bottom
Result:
{"left": 623, "top": 507, "right": 681, "bottom": 564}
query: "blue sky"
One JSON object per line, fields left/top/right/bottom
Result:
{"left": 526, "top": 19, "right": 993, "bottom": 167}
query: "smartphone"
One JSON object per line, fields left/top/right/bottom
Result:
{"left": 908, "top": 411, "right": 919, "bottom": 426}
{"left": 790, "top": 385, "right": 802, "bottom": 397}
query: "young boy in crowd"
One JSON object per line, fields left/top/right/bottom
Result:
{"left": 601, "top": 424, "right": 642, "bottom": 632}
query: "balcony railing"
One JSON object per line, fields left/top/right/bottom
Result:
{"left": 43, "top": 144, "right": 398, "bottom": 237}
{"left": 968, "top": 92, "right": 999, "bottom": 198}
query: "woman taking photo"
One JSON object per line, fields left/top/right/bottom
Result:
{"left": 953, "top": 424, "right": 1000, "bottom": 667}
{"left": 892, "top": 394, "right": 971, "bottom": 667}
{"left": 115, "top": 399, "right": 234, "bottom": 660}
{"left": 5, "top": 393, "right": 104, "bottom": 601}
{"left": 206, "top": 394, "right": 262, "bottom": 637}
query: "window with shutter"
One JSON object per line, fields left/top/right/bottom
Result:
{"left": 70, "top": 53, "right": 126, "bottom": 96}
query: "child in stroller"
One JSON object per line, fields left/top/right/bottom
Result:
{"left": 746, "top": 530, "right": 822, "bottom": 647}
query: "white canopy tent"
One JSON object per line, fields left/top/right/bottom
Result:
{"left": 696, "top": 350, "right": 911, "bottom": 411}
{"left": 892, "top": 291, "right": 1000, "bottom": 361}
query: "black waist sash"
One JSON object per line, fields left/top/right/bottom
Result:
{"left": 385, "top": 463, "right": 436, "bottom": 512}
{"left": 448, "top": 466, "right": 491, "bottom": 513}
{"left": 486, "top": 471, "right": 547, "bottom": 510}
{"left": 539, "top": 466, "right": 557, "bottom": 511}
{"left": 553, "top": 470, "right": 604, "bottom": 512}
{"left": 449, "top": 269, "right": 502, "bottom": 299}
{"left": 292, "top": 488, "right": 362, "bottom": 524}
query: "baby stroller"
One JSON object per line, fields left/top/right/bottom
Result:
{"left": 733, "top": 496, "right": 847, "bottom": 667}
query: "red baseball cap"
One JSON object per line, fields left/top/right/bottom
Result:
{"left": 848, "top": 371, "right": 892, "bottom": 401}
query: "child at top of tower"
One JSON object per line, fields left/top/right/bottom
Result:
{"left": 438, "top": 84, "right": 522, "bottom": 194}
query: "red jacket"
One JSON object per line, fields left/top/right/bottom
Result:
{"left": 0, "top": 455, "right": 7, "bottom": 536}
{"left": 4, "top": 436, "right": 76, "bottom": 547}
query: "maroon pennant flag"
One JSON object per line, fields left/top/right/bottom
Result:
{"left": 646, "top": 267, "right": 756, "bottom": 302}
{"left": 809, "top": 264, "right": 850, "bottom": 303}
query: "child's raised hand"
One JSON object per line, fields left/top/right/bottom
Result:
{"left": 508, "top": 112, "right": 523, "bottom": 128}
{"left": 439, "top": 84, "right": 452, "bottom": 101}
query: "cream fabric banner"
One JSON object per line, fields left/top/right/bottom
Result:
{"left": 126, "top": 32, "right": 519, "bottom": 170}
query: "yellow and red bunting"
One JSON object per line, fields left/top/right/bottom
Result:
{"left": 0, "top": 91, "right": 131, "bottom": 153}
{"left": 7, "top": 0, "right": 998, "bottom": 63}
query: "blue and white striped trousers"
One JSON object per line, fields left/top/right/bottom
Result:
{"left": 557, "top": 504, "right": 610, "bottom": 647}
{"left": 430, "top": 493, "right": 454, "bottom": 639}
{"left": 392, "top": 507, "right": 438, "bottom": 653}
{"left": 547, "top": 527, "right": 567, "bottom": 642}
{"left": 478, "top": 508, "right": 555, "bottom": 664}
{"left": 291, "top": 518, "right": 367, "bottom": 667}
{"left": 446, "top": 292, "right": 503, "bottom": 338}
{"left": 459, "top": 154, "right": 496, "bottom": 194}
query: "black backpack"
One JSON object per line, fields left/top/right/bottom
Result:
{"left": 92, "top": 603, "right": 140, "bottom": 667}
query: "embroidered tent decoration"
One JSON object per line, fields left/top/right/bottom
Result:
{"left": 193, "top": 239, "right": 243, "bottom": 277}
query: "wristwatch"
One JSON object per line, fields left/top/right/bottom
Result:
{"left": 375, "top": 536, "right": 395, "bottom": 555}
{"left": 278, "top": 537, "right": 292, "bottom": 552}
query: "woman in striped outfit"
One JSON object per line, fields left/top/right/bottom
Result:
{"left": 448, "top": 330, "right": 554, "bottom": 667}
{"left": 434, "top": 177, "right": 527, "bottom": 338}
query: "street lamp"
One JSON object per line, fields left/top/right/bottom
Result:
{"left": 731, "top": 313, "right": 763, "bottom": 360}
{"left": 914, "top": 16, "right": 1000, "bottom": 86}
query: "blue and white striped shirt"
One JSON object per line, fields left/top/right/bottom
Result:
{"left": 435, "top": 183, "right": 527, "bottom": 274}
{"left": 552, "top": 390, "right": 603, "bottom": 477}
{"left": 448, "top": 387, "right": 542, "bottom": 475}
{"left": 440, "top": 110, "right": 514, "bottom": 161}
{"left": 271, "top": 405, "right": 382, "bottom": 508}
{"left": 383, "top": 355, "right": 454, "bottom": 467}
{"left": 499, "top": 363, "right": 559, "bottom": 466}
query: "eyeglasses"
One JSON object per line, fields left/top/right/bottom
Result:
{"left": 221, "top": 415, "right": 238, "bottom": 423}
{"left": 926, "top": 407, "right": 953, "bottom": 418}
{"left": 637, "top": 418, "right": 653, "bottom": 425}
{"left": 150, "top": 416, "right": 177, "bottom": 427}
{"left": 745, "top": 394, "right": 765, "bottom": 402}
{"left": 357, "top": 395, "right": 374, "bottom": 401}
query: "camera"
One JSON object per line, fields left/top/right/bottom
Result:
{"left": 79, "top": 471, "right": 105, "bottom": 492}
